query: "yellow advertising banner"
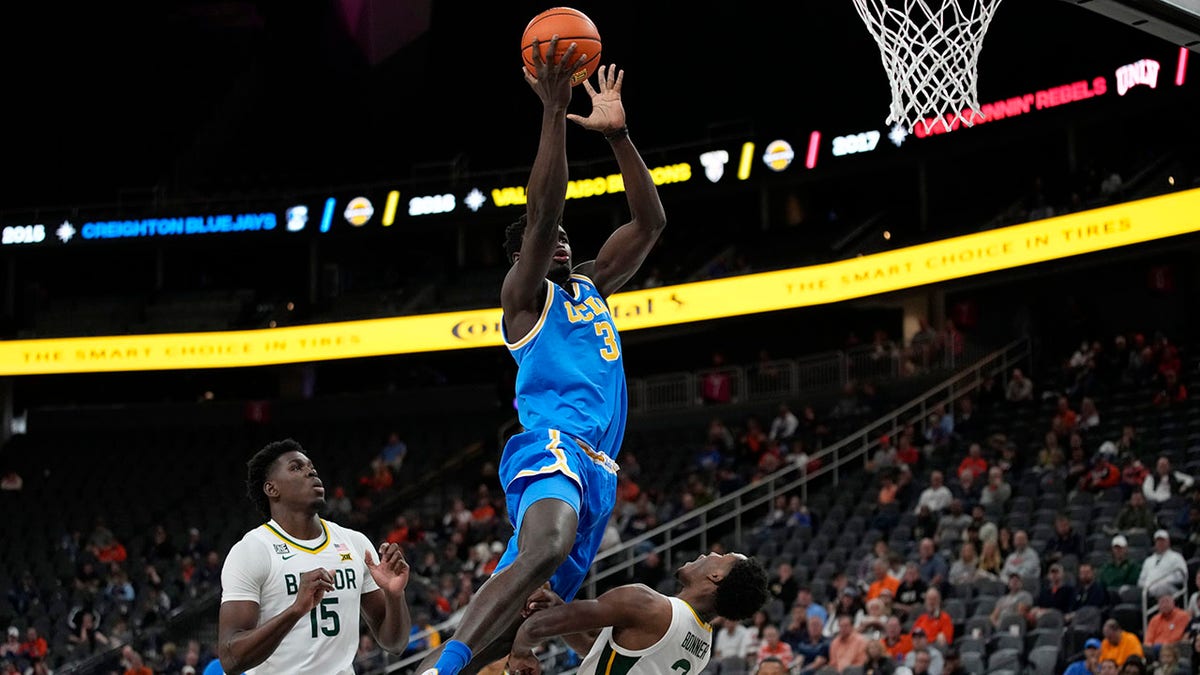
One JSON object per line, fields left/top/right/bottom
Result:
{"left": 3, "top": 187, "right": 1198, "bottom": 375}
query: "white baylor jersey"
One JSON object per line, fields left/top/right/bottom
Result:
{"left": 577, "top": 597, "right": 713, "bottom": 675}
{"left": 221, "top": 518, "right": 380, "bottom": 675}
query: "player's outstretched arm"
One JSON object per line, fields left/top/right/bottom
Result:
{"left": 361, "top": 543, "right": 413, "bottom": 653}
{"left": 506, "top": 584, "right": 670, "bottom": 675}
{"left": 568, "top": 65, "right": 666, "bottom": 298}
{"left": 502, "top": 37, "right": 586, "bottom": 331}
{"left": 218, "top": 568, "right": 334, "bottom": 673}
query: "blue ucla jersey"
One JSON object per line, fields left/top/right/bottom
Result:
{"left": 502, "top": 274, "right": 628, "bottom": 458}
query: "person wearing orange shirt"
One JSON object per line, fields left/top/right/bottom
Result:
{"left": 866, "top": 559, "right": 900, "bottom": 601}
{"left": 957, "top": 443, "right": 988, "bottom": 482}
{"left": 881, "top": 616, "right": 912, "bottom": 661}
{"left": 828, "top": 614, "right": 869, "bottom": 672}
{"left": 912, "top": 587, "right": 954, "bottom": 647}
{"left": 1099, "top": 618, "right": 1144, "bottom": 669}
{"left": 1145, "top": 593, "right": 1187, "bottom": 660}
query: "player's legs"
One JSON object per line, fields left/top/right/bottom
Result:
{"left": 419, "top": 480, "right": 579, "bottom": 675}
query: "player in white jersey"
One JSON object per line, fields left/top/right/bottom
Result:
{"left": 218, "top": 439, "right": 412, "bottom": 674}
{"left": 505, "top": 552, "right": 769, "bottom": 675}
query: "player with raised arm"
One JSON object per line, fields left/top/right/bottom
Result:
{"left": 218, "top": 439, "right": 412, "bottom": 674}
{"left": 418, "top": 34, "right": 667, "bottom": 675}
{"left": 506, "top": 553, "right": 770, "bottom": 675}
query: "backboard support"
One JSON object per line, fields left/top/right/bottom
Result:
{"left": 1058, "top": 0, "right": 1200, "bottom": 51}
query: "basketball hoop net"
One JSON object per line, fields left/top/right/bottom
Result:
{"left": 852, "top": 0, "right": 1005, "bottom": 135}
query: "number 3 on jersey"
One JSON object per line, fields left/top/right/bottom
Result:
{"left": 594, "top": 321, "right": 619, "bottom": 361}
{"left": 309, "top": 597, "right": 340, "bottom": 637}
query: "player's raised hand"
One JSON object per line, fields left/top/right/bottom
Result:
{"left": 292, "top": 568, "right": 334, "bottom": 613}
{"left": 524, "top": 35, "right": 585, "bottom": 108}
{"left": 365, "top": 543, "right": 410, "bottom": 596}
{"left": 567, "top": 64, "right": 626, "bottom": 134}
{"left": 521, "top": 583, "right": 564, "bottom": 618}
{"left": 505, "top": 650, "right": 542, "bottom": 675}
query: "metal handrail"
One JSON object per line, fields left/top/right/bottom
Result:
{"left": 583, "top": 336, "right": 1030, "bottom": 594}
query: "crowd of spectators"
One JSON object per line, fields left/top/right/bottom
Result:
{"left": 695, "top": 328, "right": 1199, "bottom": 675}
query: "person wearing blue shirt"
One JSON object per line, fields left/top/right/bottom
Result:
{"left": 1063, "top": 638, "right": 1101, "bottom": 675}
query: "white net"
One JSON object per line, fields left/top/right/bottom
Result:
{"left": 852, "top": 0, "right": 1005, "bottom": 135}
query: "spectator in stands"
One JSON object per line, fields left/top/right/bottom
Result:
{"left": 769, "top": 562, "right": 800, "bottom": 611}
{"left": 1151, "top": 642, "right": 1185, "bottom": 675}
{"left": 121, "top": 646, "right": 153, "bottom": 675}
{"left": 914, "top": 538, "right": 949, "bottom": 592}
{"left": 0, "top": 469, "right": 21, "bottom": 492}
{"left": 867, "top": 558, "right": 901, "bottom": 602}
{"left": 795, "top": 586, "right": 828, "bottom": 625}
{"left": 825, "top": 588, "right": 865, "bottom": 638}
{"left": 1099, "top": 659, "right": 1121, "bottom": 675}
{"left": 1143, "top": 457, "right": 1195, "bottom": 506}
{"left": 1144, "top": 593, "right": 1187, "bottom": 660}
{"left": 1110, "top": 491, "right": 1157, "bottom": 537}
{"left": 1101, "top": 535, "right": 1142, "bottom": 593}
{"left": 912, "top": 587, "right": 953, "bottom": 647}
{"left": 1100, "top": 618, "right": 1145, "bottom": 668}
{"left": 904, "top": 632, "right": 943, "bottom": 675}
{"left": 856, "top": 598, "right": 890, "bottom": 639}
{"left": 978, "top": 539, "right": 1003, "bottom": 579}
{"left": 769, "top": 403, "right": 799, "bottom": 444}
{"left": 1069, "top": 562, "right": 1110, "bottom": 620}
{"left": 1, "top": 626, "right": 20, "bottom": 663}
{"left": 781, "top": 605, "right": 809, "bottom": 648}
{"left": 892, "top": 562, "right": 927, "bottom": 621}
{"left": 956, "top": 444, "right": 987, "bottom": 484}
{"left": 757, "top": 624, "right": 795, "bottom": 667}
{"left": 1064, "top": 638, "right": 1103, "bottom": 675}
{"left": 1079, "top": 397, "right": 1101, "bottom": 430}
{"left": 1005, "top": 368, "right": 1033, "bottom": 403}
{"left": 714, "top": 615, "right": 752, "bottom": 665}
{"left": 746, "top": 610, "right": 770, "bottom": 659}
{"left": 18, "top": 628, "right": 47, "bottom": 665}
{"left": 1080, "top": 449, "right": 1123, "bottom": 496}
{"left": 868, "top": 434, "right": 899, "bottom": 474}
{"left": 948, "top": 541, "right": 981, "bottom": 586}
{"left": 701, "top": 352, "right": 733, "bottom": 405}
{"left": 915, "top": 472, "right": 953, "bottom": 515}
{"left": 67, "top": 610, "right": 107, "bottom": 656}
{"left": 182, "top": 527, "right": 208, "bottom": 560}
{"left": 1139, "top": 530, "right": 1189, "bottom": 597}
{"left": 1001, "top": 530, "right": 1040, "bottom": 580}
{"left": 978, "top": 466, "right": 1012, "bottom": 511}
{"left": 1121, "top": 656, "right": 1150, "bottom": 675}
{"left": 990, "top": 573, "right": 1034, "bottom": 629}
{"left": 1044, "top": 513, "right": 1086, "bottom": 569}
{"left": 828, "top": 613, "right": 869, "bottom": 672}
{"left": 1054, "top": 395, "right": 1079, "bottom": 433}
{"left": 361, "top": 458, "right": 395, "bottom": 493}
{"left": 793, "top": 615, "right": 831, "bottom": 675}
{"left": 379, "top": 431, "right": 408, "bottom": 473}
{"left": 1152, "top": 369, "right": 1188, "bottom": 408}
{"left": 1120, "top": 453, "right": 1151, "bottom": 503}
{"left": 950, "top": 468, "right": 982, "bottom": 510}
{"left": 881, "top": 616, "right": 911, "bottom": 662}
{"left": 861, "top": 639, "right": 896, "bottom": 675}
{"left": 896, "top": 429, "right": 921, "bottom": 469}
{"left": 755, "top": 656, "right": 786, "bottom": 675}
{"left": 1030, "top": 562, "right": 1075, "bottom": 622}
{"left": 936, "top": 500, "right": 972, "bottom": 548}
{"left": 1116, "top": 425, "right": 1144, "bottom": 460}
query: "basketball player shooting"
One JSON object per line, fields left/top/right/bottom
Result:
{"left": 419, "top": 35, "right": 667, "bottom": 675}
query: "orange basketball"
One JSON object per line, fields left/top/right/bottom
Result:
{"left": 521, "top": 7, "right": 601, "bottom": 87}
